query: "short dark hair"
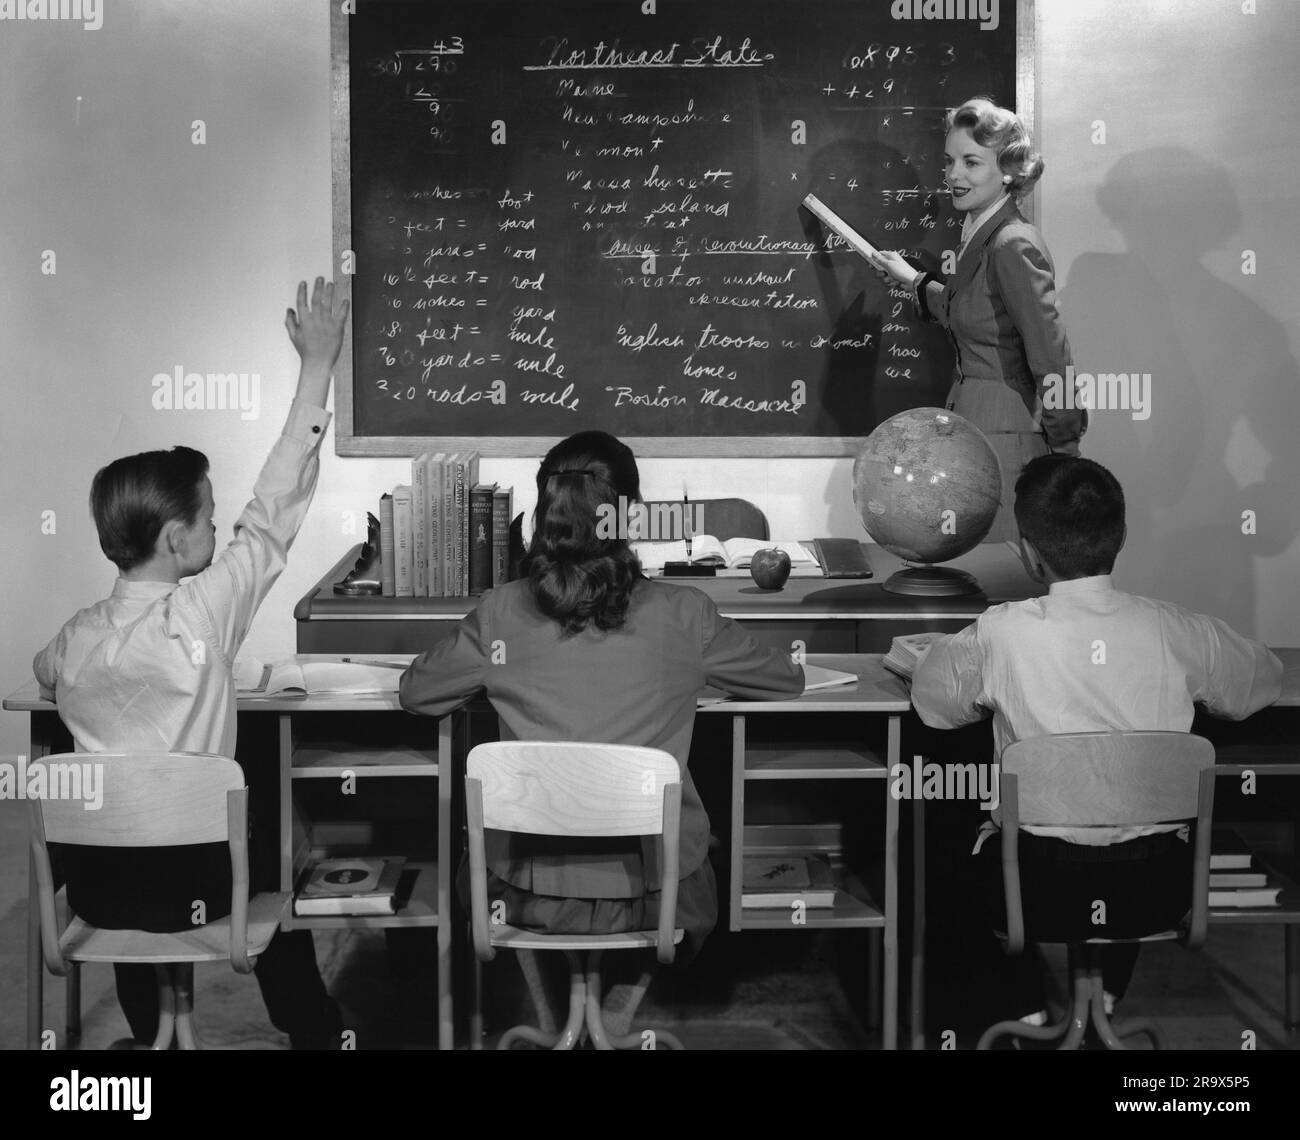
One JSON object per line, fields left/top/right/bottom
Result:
{"left": 1013, "top": 454, "right": 1125, "bottom": 578}
{"left": 90, "top": 447, "right": 210, "bottom": 572}
{"left": 520, "top": 431, "right": 643, "bottom": 635}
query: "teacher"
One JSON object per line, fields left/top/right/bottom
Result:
{"left": 871, "top": 97, "right": 1086, "bottom": 544}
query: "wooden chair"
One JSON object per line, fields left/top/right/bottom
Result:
{"left": 466, "top": 741, "right": 686, "bottom": 1050}
{"left": 27, "top": 752, "right": 289, "bottom": 1050}
{"left": 977, "top": 731, "right": 1216, "bottom": 1051}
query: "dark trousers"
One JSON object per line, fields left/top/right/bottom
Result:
{"left": 977, "top": 828, "right": 1194, "bottom": 1015}
{"left": 112, "top": 931, "right": 337, "bottom": 1047}
{"left": 52, "top": 733, "right": 340, "bottom": 1047}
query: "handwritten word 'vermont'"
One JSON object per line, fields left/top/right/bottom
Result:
{"left": 538, "top": 36, "right": 773, "bottom": 70}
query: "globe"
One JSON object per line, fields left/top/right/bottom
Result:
{"left": 852, "top": 408, "right": 1003, "bottom": 595}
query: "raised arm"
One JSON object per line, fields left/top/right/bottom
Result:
{"left": 180, "top": 278, "right": 349, "bottom": 664}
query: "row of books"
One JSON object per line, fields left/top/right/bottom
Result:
{"left": 376, "top": 451, "right": 513, "bottom": 597}
{"left": 294, "top": 856, "right": 407, "bottom": 916}
{"left": 1210, "top": 829, "right": 1282, "bottom": 908}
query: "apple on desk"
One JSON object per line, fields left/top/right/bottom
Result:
{"left": 749, "top": 548, "right": 792, "bottom": 590}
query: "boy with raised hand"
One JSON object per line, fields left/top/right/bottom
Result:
{"left": 911, "top": 453, "right": 1282, "bottom": 1024}
{"left": 34, "top": 277, "right": 350, "bottom": 1048}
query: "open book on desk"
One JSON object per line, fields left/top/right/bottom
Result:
{"left": 698, "top": 663, "right": 858, "bottom": 705}
{"left": 634, "top": 536, "right": 817, "bottom": 573}
{"left": 234, "top": 656, "right": 408, "bottom": 697}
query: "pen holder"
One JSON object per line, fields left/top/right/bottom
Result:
{"left": 663, "top": 562, "right": 716, "bottom": 577}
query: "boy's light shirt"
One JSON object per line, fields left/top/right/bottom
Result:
{"left": 33, "top": 400, "right": 331, "bottom": 759}
{"left": 911, "top": 574, "right": 1284, "bottom": 845}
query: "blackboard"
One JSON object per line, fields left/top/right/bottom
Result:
{"left": 332, "top": 0, "right": 1033, "bottom": 456}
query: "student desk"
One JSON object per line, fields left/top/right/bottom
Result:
{"left": 4, "top": 653, "right": 916, "bottom": 1051}
{"left": 294, "top": 542, "right": 1043, "bottom": 654}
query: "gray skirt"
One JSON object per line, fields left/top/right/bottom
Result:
{"left": 461, "top": 857, "right": 718, "bottom": 966}
{"left": 946, "top": 373, "right": 1051, "bottom": 545}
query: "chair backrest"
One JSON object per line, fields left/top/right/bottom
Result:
{"left": 468, "top": 741, "right": 680, "bottom": 836}
{"left": 29, "top": 752, "right": 243, "bottom": 846}
{"left": 997, "top": 732, "right": 1215, "bottom": 953}
{"left": 640, "top": 498, "right": 768, "bottom": 542}
{"left": 464, "top": 742, "right": 683, "bottom": 963}
{"left": 1000, "top": 731, "right": 1214, "bottom": 828}
{"left": 26, "top": 753, "right": 257, "bottom": 973}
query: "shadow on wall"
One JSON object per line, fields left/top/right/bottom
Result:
{"left": 1059, "top": 147, "right": 1300, "bottom": 637}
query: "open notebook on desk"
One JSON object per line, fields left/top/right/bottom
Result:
{"left": 697, "top": 663, "right": 858, "bottom": 705}
{"left": 234, "top": 656, "right": 408, "bottom": 696}
{"left": 634, "top": 536, "right": 817, "bottom": 574}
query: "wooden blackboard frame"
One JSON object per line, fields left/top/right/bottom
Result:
{"left": 330, "top": 0, "right": 1038, "bottom": 458}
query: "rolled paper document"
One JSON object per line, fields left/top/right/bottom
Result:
{"left": 802, "top": 192, "right": 880, "bottom": 262}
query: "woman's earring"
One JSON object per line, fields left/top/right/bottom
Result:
{"left": 1002, "top": 175, "right": 1012, "bottom": 184}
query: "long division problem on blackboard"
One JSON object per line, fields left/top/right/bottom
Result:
{"left": 332, "top": 0, "right": 1031, "bottom": 456}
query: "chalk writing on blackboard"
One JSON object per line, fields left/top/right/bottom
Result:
{"left": 335, "top": 0, "right": 1024, "bottom": 454}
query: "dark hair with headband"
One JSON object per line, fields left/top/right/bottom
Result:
{"left": 521, "top": 430, "right": 644, "bottom": 634}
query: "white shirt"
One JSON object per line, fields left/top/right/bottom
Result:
{"left": 34, "top": 400, "right": 331, "bottom": 759}
{"left": 911, "top": 575, "right": 1284, "bottom": 843}
{"left": 957, "top": 192, "right": 1010, "bottom": 261}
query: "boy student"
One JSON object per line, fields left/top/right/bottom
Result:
{"left": 911, "top": 453, "right": 1282, "bottom": 1023}
{"left": 34, "top": 278, "right": 350, "bottom": 1048}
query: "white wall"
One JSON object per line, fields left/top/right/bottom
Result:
{"left": 3, "top": 0, "right": 1297, "bottom": 761}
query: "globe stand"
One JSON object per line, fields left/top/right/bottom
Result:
{"left": 883, "top": 565, "right": 982, "bottom": 596}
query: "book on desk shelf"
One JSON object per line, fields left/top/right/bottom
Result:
{"left": 881, "top": 632, "right": 946, "bottom": 680}
{"left": 492, "top": 486, "right": 514, "bottom": 588}
{"left": 234, "top": 657, "right": 405, "bottom": 696}
{"left": 469, "top": 483, "right": 496, "bottom": 595}
{"left": 633, "top": 536, "right": 817, "bottom": 573}
{"left": 294, "top": 856, "right": 406, "bottom": 916}
{"left": 742, "top": 854, "right": 836, "bottom": 908}
{"left": 1209, "top": 884, "right": 1282, "bottom": 908}
{"left": 392, "top": 485, "right": 414, "bottom": 597}
{"left": 379, "top": 493, "right": 396, "bottom": 597}
{"left": 365, "top": 465, "right": 513, "bottom": 599}
{"left": 1210, "top": 828, "right": 1255, "bottom": 870}
{"left": 1208, "top": 829, "right": 1281, "bottom": 907}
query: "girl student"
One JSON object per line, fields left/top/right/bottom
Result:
{"left": 399, "top": 430, "right": 804, "bottom": 1031}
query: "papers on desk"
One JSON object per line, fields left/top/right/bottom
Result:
{"left": 802, "top": 664, "right": 859, "bottom": 692}
{"left": 234, "top": 657, "right": 406, "bottom": 696}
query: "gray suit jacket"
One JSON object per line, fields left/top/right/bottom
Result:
{"left": 932, "top": 198, "right": 1085, "bottom": 452}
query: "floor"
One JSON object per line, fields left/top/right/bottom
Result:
{"left": 2, "top": 801, "right": 1297, "bottom": 1051}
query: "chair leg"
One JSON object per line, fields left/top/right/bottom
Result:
{"left": 65, "top": 961, "right": 81, "bottom": 1047}
{"left": 497, "top": 950, "right": 586, "bottom": 1050}
{"left": 865, "top": 928, "right": 882, "bottom": 1031}
{"left": 151, "top": 965, "right": 176, "bottom": 1051}
{"left": 171, "top": 964, "right": 201, "bottom": 1051}
{"left": 584, "top": 952, "right": 684, "bottom": 1051}
{"left": 1286, "top": 926, "right": 1300, "bottom": 1030}
{"left": 470, "top": 938, "right": 484, "bottom": 1052}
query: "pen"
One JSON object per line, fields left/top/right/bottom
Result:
{"left": 340, "top": 658, "right": 409, "bottom": 669}
{"left": 683, "top": 486, "right": 692, "bottom": 561}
